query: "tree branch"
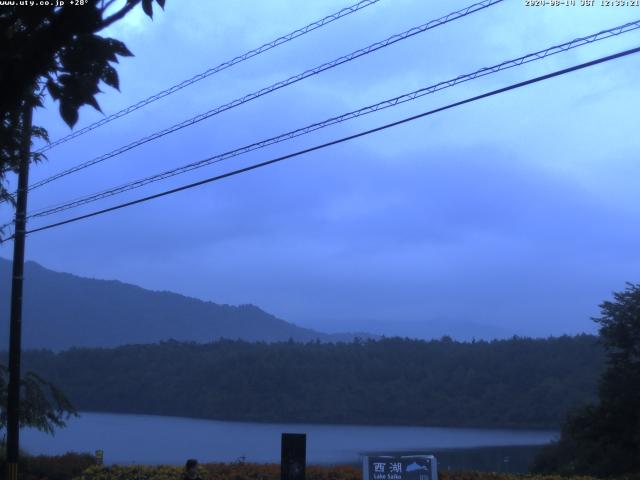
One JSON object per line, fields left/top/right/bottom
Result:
{"left": 99, "top": 0, "right": 139, "bottom": 31}
{"left": 100, "top": 0, "right": 120, "bottom": 15}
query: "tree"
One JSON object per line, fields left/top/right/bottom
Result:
{"left": 0, "top": 0, "right": 167, "bottom": 442}
{"left": 0, "top": 364, "right": 76, "bottom": 439}
{"left": 532, "top": 283, "right": 640, "bottom": 477}
{"left": 0, "top": 0, "right": 166, "bottom": 215}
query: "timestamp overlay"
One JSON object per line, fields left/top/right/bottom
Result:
{"left": 4, "top": 1, "right": 91, "bottom": 7}
{"left": 524, "top": 0, "right": 640, "bottom": 7}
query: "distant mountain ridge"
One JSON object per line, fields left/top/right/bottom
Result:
{"left": 0, "top": 258, "right": 368, "bottom": 350}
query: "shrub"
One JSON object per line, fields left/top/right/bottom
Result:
{"left": 0, "top": 451, "right": 96, "bottom": 480}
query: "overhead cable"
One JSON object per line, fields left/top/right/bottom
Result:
{"left": 27, "top": 19, "right": 640, "bottom": 219}
{"left": 37, "top": 0, "right": 384, "bottom": 153}
{"left": 26, "top": 0, "right": 503, "bottom": 192}
{"left": 10, "top": 44, "right": 638, "bottom": 240}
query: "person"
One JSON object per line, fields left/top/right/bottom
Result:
{"left": 184, "top": 458, "right": 203, "bottom": 480}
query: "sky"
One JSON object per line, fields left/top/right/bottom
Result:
{"left": 2, "top": 0, "right": 639, "bottom": 339}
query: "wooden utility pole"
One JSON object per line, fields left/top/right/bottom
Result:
{"left": 5, "top": 101, "right": 33, "bottom": 480}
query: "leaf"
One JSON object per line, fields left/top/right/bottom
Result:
{"left": 31, "top": 125, "right": 50, "bottom": 143}
{"left": 60, "top": 101, "right": 79, "bottom": 128}
{"left": 156, "top": 0, "right": 165, "bottom": 8}
{"left": 142, "top": 0, "right": 153, "bottom": 18}
{"left": 46, "top": 79, "right": 61, "bottom": 100}
{"left": 31, "top": 151, "right": 47, "bottom": 164}
{"left": 85, "top": 95, "right": 102, "bottom": 113}
{"left": 106, "top": 38, "right": 133, "bottom": 57}
{"left": 101, "top": 64, "right": 119, "bottom": 90}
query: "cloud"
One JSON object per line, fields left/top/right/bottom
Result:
{"left": 11, "top": 0, "right": 639, "bottom": 340}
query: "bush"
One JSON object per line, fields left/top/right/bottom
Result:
{"left": 0, "top": 451, "right": 96, "bottom": 480}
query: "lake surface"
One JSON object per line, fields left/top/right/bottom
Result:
{"left": 21, "top": 412, "right": 557, "bottom": 467}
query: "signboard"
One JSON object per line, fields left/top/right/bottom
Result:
{"left": 363, "top": 455, "right": 437, "bottom": 480}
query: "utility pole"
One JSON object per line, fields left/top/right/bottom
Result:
{"left": 5, "top": 101, "right": 33, "bottom": 480}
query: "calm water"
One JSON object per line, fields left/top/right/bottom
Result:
{"left": 21, "top": 412, "right": 557, "bottom": 468}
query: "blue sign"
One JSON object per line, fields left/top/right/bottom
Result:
{"left": 363, "top": 455, "right": 437, "bottom": 480}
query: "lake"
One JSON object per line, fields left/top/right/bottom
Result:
{"left": 21, "top": 412, "right": 557, "bottom": 470}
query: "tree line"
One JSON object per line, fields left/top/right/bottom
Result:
{"left": 12, "top": 334, "right": 603, "bottom": 429}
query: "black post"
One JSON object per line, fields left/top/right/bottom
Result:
{"left": 281, "top": 433, "right": 306, "bottom": 480}
{"left": 6, "top": 102, "right": 33, "bottom": 480}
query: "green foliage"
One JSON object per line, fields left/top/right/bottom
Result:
{"left": 18, "top": 335, "right": 603, "bottom": 429}
{"left": 0, "top": 363, "right": 77, "bottom": 436}
{"left": 0, "top": 0, "right": 165, "bottom": 214}
{"left": 532, "top": 283, "right": 640, "bottom": 477}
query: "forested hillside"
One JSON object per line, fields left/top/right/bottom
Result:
{"left": 18, "top": 335, "right": 603, "bottom": 428}
{"left": 0, "top": 259, "right": 365, "bottom": 349}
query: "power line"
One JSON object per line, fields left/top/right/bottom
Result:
{"left": 26, "top": 19, "right": 640, "bottom": 220}
{"left": 25, "top": 0, "right": 503, "bottom": 192}
{"left": 37, "top": 0, "right": 383, "bottom": 153}
{"left": 0, "top": 223, "right": 15, "bottom": 241}
{"left": 11, "top": 44, "right": 639, "bottom": 240}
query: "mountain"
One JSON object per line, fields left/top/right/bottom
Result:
{"left": 0, "top": 258, "right": 366, "bottom": 350}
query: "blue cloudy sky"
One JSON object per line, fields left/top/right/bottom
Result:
{"left": 2, "top": 0, "right": 639, "bottom": 339}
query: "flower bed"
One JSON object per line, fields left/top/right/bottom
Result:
{"left": 73, "top": 464, "right": 599, "bottom": 480}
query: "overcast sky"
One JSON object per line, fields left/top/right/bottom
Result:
{"left": 2, "top": 0, "right": 639, "bottom": 339}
